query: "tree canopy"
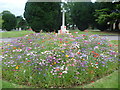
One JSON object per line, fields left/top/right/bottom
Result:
{"left": 2, "top": 11, "right": 17, "bottom": 31}
{"left": 16, "top": 16, "right": 28, "bottom": 30}
{"left": 24, "top": 2, "right": 61, "bottom": 33}
{"left": 70, "top": 2, "right": 95, "bottom": 31}
{"left": 94, "top": 2, "right": 120, "bottom": 31}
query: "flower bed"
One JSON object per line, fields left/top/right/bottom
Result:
{"left": 2, "top": 33, "right": 118, "bottom": 88}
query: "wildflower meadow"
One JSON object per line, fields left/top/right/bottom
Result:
{"left": 2, "top": 33, "right": 119, "bottom": 88}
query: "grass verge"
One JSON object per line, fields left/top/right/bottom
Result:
{"left": 1, "top": 30, "right": 34, "bottom": 38}
{"left": 0, "top": 29, "right": 119, "bottom": 38}
{"left": 76, "top": 70, "right": 119, "bottom": 88}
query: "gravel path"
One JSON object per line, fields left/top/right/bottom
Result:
{"left": 100, "top": 35, "right": 119, "bottom": 40}
{"left": 0, "top": 35, "right": 119, "bottom": 42}
{"left": 0, "top": 38, "right": 18, "bottom": 42}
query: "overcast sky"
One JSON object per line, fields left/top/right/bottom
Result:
{"left": 0, "top": 0, "right": 96, "bottom": 17}
{"left": 0, "top": 0, "right": 28, "bottom": 16}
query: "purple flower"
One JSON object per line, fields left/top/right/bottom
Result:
{"left": 69, "top": 53, "right": 75, "bottom": 57}
{"left": 59, "top": 38, "right": 62, "bottom": 41}
{"left": 72, "top": 42, "right": 77, "bottom": 44}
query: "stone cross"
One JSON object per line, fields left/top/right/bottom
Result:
{"left": 61, "top": 8, "right": 66, "bottom": 27}
{"left": 58, "top": 8, "right": 69, "bottom": 34}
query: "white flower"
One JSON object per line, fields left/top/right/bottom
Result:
{"left": 62, "top": 71, "right": 67, "bottom": 73}
{"left": 60, "top": 65, "right": 64, "bottom": 70}
{"left": 13, "top": 50, "right": 16, "bottom": 52}
{"left": 23, "top": 70, "right": 26, "bottom": 73}
{"left": 65, "top": 67, "right": 68, "bottom": 70}
{"left": 27, "top": 53, "right": 30, "bottom": 56}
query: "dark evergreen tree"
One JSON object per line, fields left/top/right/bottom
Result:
{"left": 16, "top": 16, "right": 28, "bottom": 30}
{"left": 24, "top": 2, "right": 61, "bottom": 33}
{"left": 70, "top": 2, "right": 94, "bottom": 31}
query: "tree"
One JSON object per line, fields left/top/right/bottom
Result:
{"left": 94, "top": 1, "right": 120, "bottom": 31}
{"left": 24, "top": 2, "right": 61, "bottom": 33}
{"left": 70, "top": 2, "right": 94, "bottom": 31}
{"left": 2, "top": 11, "right": 17, "bottom": 31}
{"left": 0, "top": 13, "right": 3, "bottom": 29}
{"left": 16, "top": 16, "right": 28, "bottom": 30}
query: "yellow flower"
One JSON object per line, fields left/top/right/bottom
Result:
{"left": 71, "top": 58, "right": 74, "bottom": 60}
{"left": 65, "top": 55, "right": 69, "bottom": 57}
{"left": 67, "top": 64, "right": 70, "bottom": 66}
{"left": 82, "top": 58, "right": 85, "bottom": 60}
{"left": 59, "top": 44, "right": 62, "bottom": 47}
{"left": 61, "top": 51, "right": 64, "bottom": 53}
{"left": 16, "top": 66, "right": 18, "bottom": 69}
{"left": 18, "top": 48, "right": 21, "bottom": 49}
{"left": 53, "top": 62, "right": 56, "bottom": 64}
{"left": 7, "top": 44, "right": 10, "bottom": 46}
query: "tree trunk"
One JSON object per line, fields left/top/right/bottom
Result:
{"left": 115, "top": 20, "right": 119, "bottom": 30}
{"left": 110, "top": 23, "right": 113, "bottom": 31}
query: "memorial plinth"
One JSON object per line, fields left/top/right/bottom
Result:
{"left": 58, "top": 8, "right": 69, "bottom": 34}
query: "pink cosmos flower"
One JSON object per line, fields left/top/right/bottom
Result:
{"left": 59, "top": 72, "right": 62, "bottom": 75}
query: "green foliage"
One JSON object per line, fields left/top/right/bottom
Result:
{"left": 2, "top": 11, "right": 17, "bottom": 31}
{"left": 16, "top": 16, "right": 28, "bottom": 30}
{"left": 24, "top": 2, "right": 61, "bottom": 33}
{"left": 0, "top": 13, "right": 3, "bottom": 29}
{"left": 94, "top": 2, "right": 120, "bottom": 31}
{"left": 71, "top": 2, "right": 94, "bottom": 31}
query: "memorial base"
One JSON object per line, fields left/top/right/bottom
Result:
{"left": 58, "top": 30, "right": 69, "bottom": 34}
{"left": 58, "top": 26, "right": 69, "bottom": 34}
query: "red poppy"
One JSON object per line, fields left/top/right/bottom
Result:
{"left": 42, "top": 46, "right": 44, "bottom": 48}
{"left": 94, "top": 55, "right": 97, "bottom": 57}
{"left": 98, "top": 43, "right": 100, "bottom": 44}
{"left": 109, "top": 44, "right": 112, "bottom": 47}
{"left": 83, "top": 35, "right": 86, "bottom": 36}
{"left": 27, "top": 60, "right": 31, "bottom": 62}
{"left": 65, "top": 41, "right": 68, "bottom": 43}
{"left": 60, "top": 41, "right": 62, "bottom": 43}
{"left": 91, "top": 51, "right": 95, "bottom": 54}
{"left": 91, "top": 81, "right": 94, "bottom": 83}
{"left": 13, "top": 47, "right": 16, "bottom": 49}
{"left": 77, "top": 52, "right": 81, "bottom": 54}
{"left": 94, "top": 53, "right": 98, "bottom": 55}
{"left": 91, "top": 51, "right": 95, "bottom": 53}
{"left": 96, "top": 62, "right": 98, "bottom": 64}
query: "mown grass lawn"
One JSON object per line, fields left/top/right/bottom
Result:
{"left": 0, "top": 29, "right": 119, "bottom": 38}
{"left": 0, "top": 30, "right": 35, "bottom": 38}
{"left": 76, "top": 70, "right": 119, "bottom": 88}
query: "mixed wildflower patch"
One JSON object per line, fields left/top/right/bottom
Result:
{"left": 2, "top": 33, "right": 119, "bottom": 88}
